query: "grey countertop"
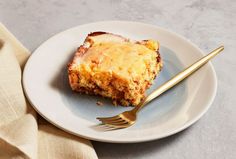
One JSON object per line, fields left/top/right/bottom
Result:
{"left": 1, "top": 0, "right": 235, "bottom": 158}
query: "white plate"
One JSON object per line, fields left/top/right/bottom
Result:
{"left": 23, "top": 21, "right": 217, "bottom": 143}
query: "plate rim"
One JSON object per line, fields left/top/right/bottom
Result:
{"left": 22, "top": 20, "right": 217, "bottom": 143}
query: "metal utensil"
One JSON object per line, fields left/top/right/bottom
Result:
{"left": 97, "top": 46, "right": 224, "bottom": 129}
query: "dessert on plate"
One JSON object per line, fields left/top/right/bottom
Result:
{"left": 68, "top": 32, "right": 162, "bottom": 106}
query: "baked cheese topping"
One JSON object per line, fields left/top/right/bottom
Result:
{"left": 80, "top": 41, "right": 158, "bottom": 78}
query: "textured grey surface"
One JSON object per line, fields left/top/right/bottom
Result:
{"left": 1, "top": 0, "right": 235, "bottom": 158}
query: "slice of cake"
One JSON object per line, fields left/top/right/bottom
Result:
{"left": 68, "top": 32, "right": 162, "bottom": 106}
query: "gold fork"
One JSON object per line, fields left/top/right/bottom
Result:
{"left": 97, "top": 46, "right": 224, "bottom": 129}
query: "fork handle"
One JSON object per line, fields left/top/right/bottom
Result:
{"left": 132, "top": 46, "right": 224, "bottom": 113}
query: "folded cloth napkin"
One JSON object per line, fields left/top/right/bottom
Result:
{"left": 0, "top": 23, "right": 98, "bottom": 159}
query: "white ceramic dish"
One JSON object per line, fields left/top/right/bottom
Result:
{"left": 23, "top": 21, "right": 217, "bottom": 143}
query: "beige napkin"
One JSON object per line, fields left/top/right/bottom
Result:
{"left": 0, "top": 23, "right": 98, "bottom": 159}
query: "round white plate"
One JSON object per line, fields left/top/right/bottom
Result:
{"left": 23, "top": 21, "right": 217, "bottom": 143}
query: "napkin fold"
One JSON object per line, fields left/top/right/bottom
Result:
{"left": 0, "top": 23, "right": 98, "bottom": 159}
